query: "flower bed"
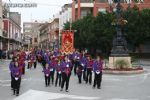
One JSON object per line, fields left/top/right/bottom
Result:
{"left": 103, "top": 67, "right": 144, "bottom": 74}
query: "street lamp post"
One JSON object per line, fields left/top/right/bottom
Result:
{"left": 108, "top": 0, "right": 132, "bottom": 68}
{"left": 110, "top": 0, "right": 128, "bottom": 57}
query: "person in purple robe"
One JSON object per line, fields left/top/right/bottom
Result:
{"left": 80, "top": 54, "right": 87, "bottom": 81}
{"left": 60, "top": 56, "right": 72, "bottom": 92}
{"left": 86, "top": 55, "right": 93, "bottom": 85}
{"left": 12, "top": 62, "right": 22, "bottom": 96}
{"left": 43, "top": 63, "right": 50, "bottom": 87}
{"left": 92, "top": 56, "right": 103, "bottom": 89}
{"left": 55, "top": 60, "right": 62, "bottom": 87}
{"left": 49, "top": 56, "right": 57, "bottom": 85}
{"left": 9, "top": 57, "right": 17, "bottom": 90}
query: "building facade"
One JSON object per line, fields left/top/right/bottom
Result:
{"left": 39, "top": 23, "right": 50, "bottom": 49}
{"left": 1, "top": 4, "right": 22, "bottom": 51}
{"left": 50, "top": 14, "right": 59, "bottom": 49}
{"left": 59, "top": 4, "right": 72, "bottom": 32}
{"left": 72, "top": 0, "right": 150, "bottom": 21}
{"left": 23, "top": 21, "right": 42, "bottom": 49}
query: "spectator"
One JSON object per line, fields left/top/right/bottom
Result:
{"left": 0, "top": 49, "right": 2, "bottom": 60}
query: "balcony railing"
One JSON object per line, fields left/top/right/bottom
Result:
{"left": 80, "top": 0, "right": 93, "bottom": 3}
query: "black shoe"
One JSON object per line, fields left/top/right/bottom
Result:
{"left": 60, "top": 88, "right": 63, "bottom": 91}
{"left": 16, "top": 94, "right": 19, "bottom": 96}
{"left": 66, "top": 90, "right": 69, "bottom": 92}
{"left": 13, "top": 92, "right": 15, "bottom": 95}
{"left": 97, "top": 87, "right": 101, "bottom": 89}
{"left": 13, "top": 90, "right": 16, "bottom": 95}
{"left": 93, "top": 86, "right": 95, "bottom": 89}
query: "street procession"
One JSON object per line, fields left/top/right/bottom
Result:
{"left": 1, "top": 0, "right": 150, "bottom": 100}
{"left": 9, "top": 47, "right": 103, "bottom": 96}
{"left": 7, "top": 27, "right": 104, "bottom": 96}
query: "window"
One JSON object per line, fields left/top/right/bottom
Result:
{"left": 113, "top": 0, "right": 124, "bottom": 3}
{"left": 113, "top": 8, "right": 117, "bottom": 12}
{"left": 124, "top": 0, "right": 132, "bottom": 4}
{"left": 108, "top": 0, "right": 113, "bottom": 4}
{"left": 34, "top": 38, "right": 37, "bottom": 42}
{"left": 24, "top": 29, "right": 31, "bottom": 33}
{"left": 120, "top": 0, "right": 125, "bottom": 3}
{"left": 81, "top": 9, "right": 92, "bottom": 18}
{"left": 24, "top": 24, "right": 31, "bottom": 28}
{"left": 98, "top": 8, "right": 106, "bottom": 13}
{"left": 134, "top": 0, "right": 144, "bottom": 3}
{"left": 80, "top": 0, "right": 93, "bottom": 3}
{"left": 96, "top": 0, "right": 107, "bottom": 3}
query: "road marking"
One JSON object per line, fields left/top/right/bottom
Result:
{"left": 107, "top": 98, "right": 139, "bottom": 100}
{"left": 14, "top": 89, "right": 101, "bottom": 100}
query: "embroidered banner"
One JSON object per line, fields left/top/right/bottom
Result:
{"left": 61, "top": 30, "right": 75, "bottom": 54}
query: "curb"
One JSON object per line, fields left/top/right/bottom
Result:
{"left": 103, "top": 70, "right": 144, "bottom": 75}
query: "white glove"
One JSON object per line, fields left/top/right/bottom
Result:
{"left": 58, "top": 71, "right": 61, "bottom": 74}
{"left": 46, "top": 74, "right": 49, "bottom": 77}
{"left": 66, "top": 64, "right": 69, "bottom": 68}
{"left": 50, "top": 68, "right": 53, "bottom": 71}
{"left": 15, "top": 77, "right": 19, "bottom": 81}
{"left": 81, "top": 63, "right": 84, "bottom": 67}
{"left": 96, "top": 70, "right": 100, "bottom": 74}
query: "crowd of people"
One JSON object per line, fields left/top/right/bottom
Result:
{"left": 9, "top": 48, "right": 103, "bottom": 96}
{"left": 0, "top": 49, "right": 15, "bottom": 60}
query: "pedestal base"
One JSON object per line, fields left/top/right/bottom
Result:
{"left": 109, "top": 56, "right": 132, "bottom": 68}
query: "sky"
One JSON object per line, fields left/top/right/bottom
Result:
{"left": 3, "top": 0, "right": 72, "bottom": 23}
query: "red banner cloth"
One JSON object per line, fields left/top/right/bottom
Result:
{"left": 61, "top": 30, "right": 75, "bottom": 54}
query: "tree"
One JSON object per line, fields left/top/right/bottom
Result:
{"left": 64, "top": 8, "right": 150, "bottom": 55}
{"left": 123, "top": 6, "right": 150, "bottom": 53}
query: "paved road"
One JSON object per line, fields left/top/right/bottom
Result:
{"left": 0, "top": 60, "right": 150, "bottom": 100}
